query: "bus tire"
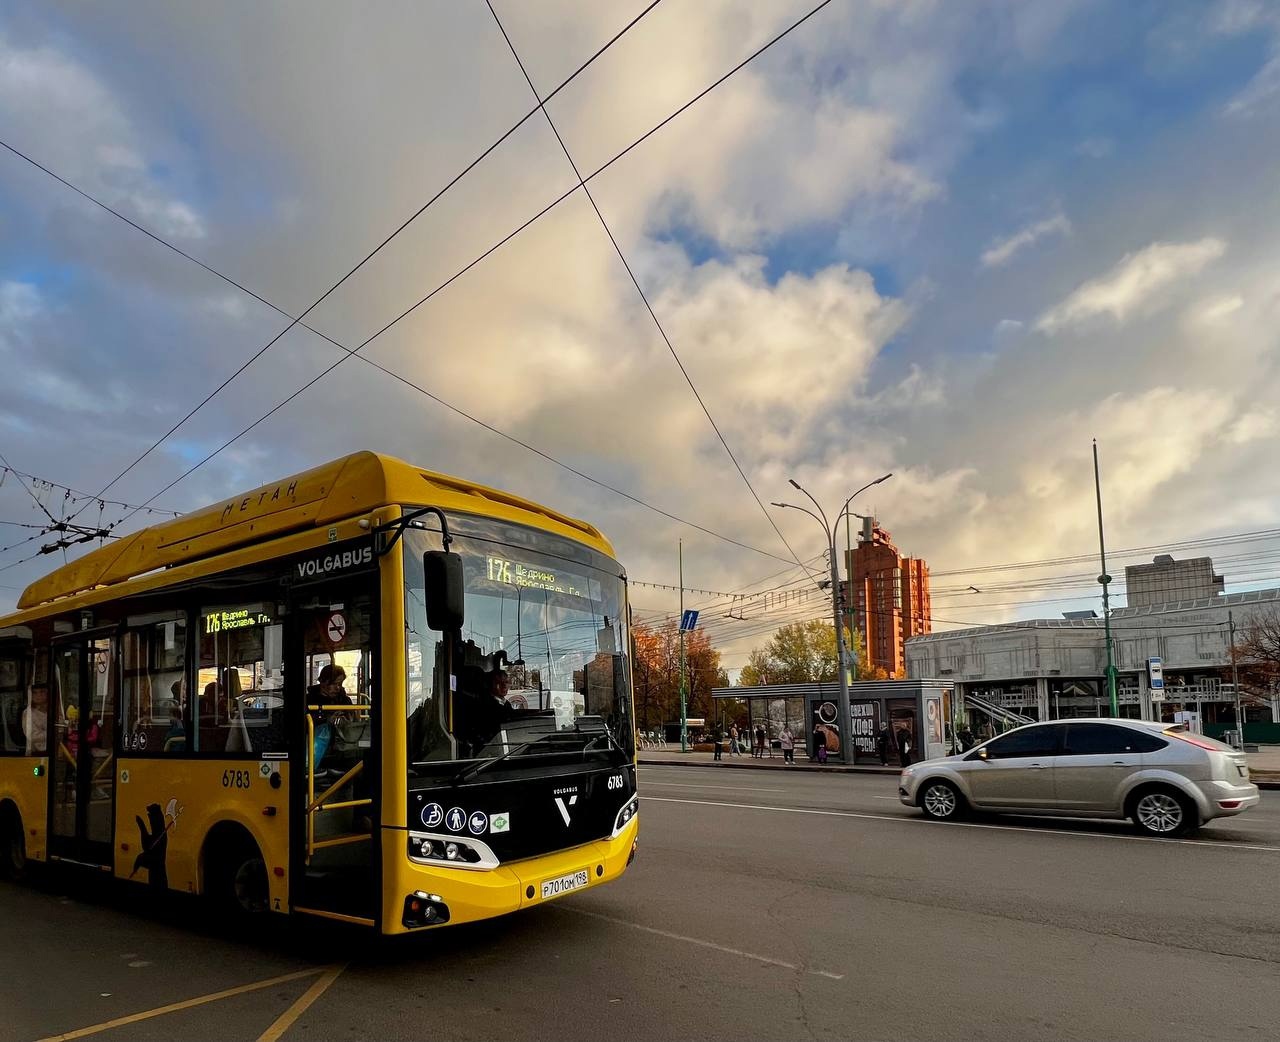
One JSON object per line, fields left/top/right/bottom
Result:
{"left": 0, "top": 802, "right": 26, "bottom": 882}
{"left": 206, "top": 829, "right": 269, "bottom": 916}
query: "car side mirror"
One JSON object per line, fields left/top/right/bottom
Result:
{"left": 967, "top": 747, "right": 989, "bottom": 762}
{"left": 423, "top": 551, "right": 464, "bottom": 631}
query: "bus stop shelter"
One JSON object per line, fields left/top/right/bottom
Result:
{"left": 711, "top": 680, "right": 955, "bottom": 763}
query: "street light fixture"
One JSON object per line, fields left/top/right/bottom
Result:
{"left": 772, "top": 472, "right": 893, "bottom": 764}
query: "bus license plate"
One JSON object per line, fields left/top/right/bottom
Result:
{"left": 541, "top": 869, "right": 589, "bottom": 900}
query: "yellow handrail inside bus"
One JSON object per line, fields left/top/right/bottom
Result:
{"left": 308, "top": 761, "right": 364, "bottom": 813}
{"left": 306, "top": 714, "right": 372, "bottom": 861}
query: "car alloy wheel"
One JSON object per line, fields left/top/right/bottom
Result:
{"left": 1135, "top": 792, "right": 1184, "bottom": 834}
{"left": 922, "top": 782, "right": 958, "bottom": 819}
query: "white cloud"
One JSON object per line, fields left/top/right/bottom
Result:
{"left": 1036, "top": 238, "right": 1227, "bottom": 332}
{"left": 1225, "top": 52, "right": 1280, "bottom": 117}
{"left": 981, "top": 213, "right": 1071, "bottom": 268}
{"left": 0, "top": 281, "right": 42, "bottom": 330}
{"left": 0, "top": 31, "right": 205, "bottom": 239}
{"left": 1189, "top": 293, "right": 1245, "bottom": 324}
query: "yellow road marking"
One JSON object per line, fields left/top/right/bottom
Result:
{"left": 37, "top": 968, "right": 323, "bottom": 1042}
{"left": 256, "top": 963, "right": 346, "bottom": 1042}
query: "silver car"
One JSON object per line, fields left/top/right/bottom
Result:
{"left": 898, "top": 718, "right": 1259, "bottom": 836}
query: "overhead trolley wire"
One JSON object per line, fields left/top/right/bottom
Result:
{"left": 112, "top": 0, "right": 839, "bottom": 528}
{"left": 11, "top": 0, "right": 841, "bottom": 570}
{"left": 484, "top": 0, "right": 824, "bottom": 586}
{"left": 6, "top": 0, "right": 666, "bottom": 527}
{"left": 0, "top": 5, "right": 828, "bottom": 565}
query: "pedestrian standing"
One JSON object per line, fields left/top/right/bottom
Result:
{"left": 876, "top": 721, "right": 892, "bottom": 766}
{"left": 713, "top": 724, "right": 724, "bottom": 761}
{"left": 780, "top": 727, "right": 795, "bottom": 765}
{"left": 896, "top": 725, "right": 912, "bottom": 767}
{"left": 754, "top": 724, "right": 766, "bottom": 758}
{"left": 728, "top": 723, "right": 740, "bottom": 757}
{"left": 812, "top": 722, "right": 827, "bottom": 763}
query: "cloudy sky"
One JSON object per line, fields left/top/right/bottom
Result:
{"left": 2, "top": 0, "right": 1279, "bottom": 674}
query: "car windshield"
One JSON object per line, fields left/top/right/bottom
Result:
{"left": 404, "top": 514, "right": 633, "bottom": 776}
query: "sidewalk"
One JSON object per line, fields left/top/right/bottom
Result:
{"left": 637, "top": 747, "right": 900, "bottom": 775}
{"left": 638, "top": 745, "right": 1280, "bottom": 788}
{"left": 1247, "top": 746, "right": 1280, "bottom": 785}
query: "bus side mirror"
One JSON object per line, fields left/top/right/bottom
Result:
{"left": 423, "top": 551, "right": 464, "bottom": 631}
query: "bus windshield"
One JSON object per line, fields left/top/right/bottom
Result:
{"left": 404, "top": 515, "right": 633, "bottom": 775}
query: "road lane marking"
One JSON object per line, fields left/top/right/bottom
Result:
{"left": 37, "top": 968, "right": 324, "bottom": 1042}
{"left": 641, "top": 782, "right": 787, "bottom": 792}
{"left": 641, "top": 796, "right": 1280, "bottom": 852}
{"left": 256, "top": 963, "right": 346, "bottom": 1042}
{"left": 556, "top": 906, "right": 844, "bottom": 980}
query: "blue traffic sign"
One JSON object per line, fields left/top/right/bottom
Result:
{"left": 680, "top": 610, "right": 699, "bottom": 632}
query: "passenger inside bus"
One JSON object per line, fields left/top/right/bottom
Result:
{"left": 23, "top": 684, "right": 48, "bottom": 755}
{"left": 310, "top": 663, "right": 354, "bottom": 769}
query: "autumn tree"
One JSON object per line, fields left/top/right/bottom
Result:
{"left": 1233, "top": 605, "right": 1280, "bottom": 700}
{"left": 630, "top": 620, "right": 728, "bottom": 727}
{"left": 737, "top": 619, "right": 865, "bottom": 686}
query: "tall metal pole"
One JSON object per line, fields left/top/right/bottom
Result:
{"left": 679, "top": 540, "right": 688, "bottom": 753}
{"left": 845, "top": 510, "right": 854, "bottom": 681}
{"left": 828, "top": 534, "right": 853, "bottom": 764}
{"left": 1093, "top": 440, "right": 1119, "bottom": 717}
{"left": 773, "top": 476, "right": 890, "bottom": 766}
{"left": 1230, "top": 610, "right": 1243, "bottom": 749}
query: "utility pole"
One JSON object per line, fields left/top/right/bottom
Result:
{"left": 679, "top": 540, "right": 688, "bottom": 753}
{"left": 772, "top": 474, "right": 893, "bottom": 764}
{"left": 1093, "top": 440, "right": 1119, "bottom": 717}
{"left": 1229, "top": 610, "right": 1243, "bottom": 749}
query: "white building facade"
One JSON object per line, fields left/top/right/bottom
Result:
{"left": 906, "top": 586, "right": 1280, "bottom": 733}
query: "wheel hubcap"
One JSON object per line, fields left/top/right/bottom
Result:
{"left": 924, "top": 785, "right": 956, "bottom": 817}
{"left": 1136, "top": 793, "right": 1183, "bottom": 833}
{"left": 233, "top": 858, "right": 268, "bottom": 913}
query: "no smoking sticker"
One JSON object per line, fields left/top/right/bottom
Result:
{"left": 326, "top": 612, "right": 347, "bottom": 644}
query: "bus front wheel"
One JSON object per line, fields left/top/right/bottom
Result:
{"left": 208, "top": 834, "right": 269, "bottom": 916}
{"left": 0, "top": 804, "right": 26, "bottom": 881}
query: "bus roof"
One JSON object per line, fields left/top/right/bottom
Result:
{"left": 16, "top": 451, "right": 614, "bottom": 611}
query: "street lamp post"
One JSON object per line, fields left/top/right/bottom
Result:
{"left": 772, "top": 474, "right": 892, "bottom": 764}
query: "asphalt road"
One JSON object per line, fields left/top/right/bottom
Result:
{"left": 5, "top": 766, "right": 1279, "bottom": 1042}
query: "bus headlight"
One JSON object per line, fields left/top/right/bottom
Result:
{"left": 409, "top": 833, "right": 499, "bottom": 870}
{"left": 611, "top": 795, "right": 639, "bottom": 837}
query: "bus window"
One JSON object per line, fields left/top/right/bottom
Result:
{"left": 0, "top": 634, "right": 31, "bottom": 755}
{"left": 197, "top": 603, "right": 284, "bottom": 755}
{"left": 121, "top": 615, "right": 188, "bottom": 755}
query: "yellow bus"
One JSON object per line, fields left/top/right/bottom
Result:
{"left": 0, "top": 451, "right": 638, "bottom": 931}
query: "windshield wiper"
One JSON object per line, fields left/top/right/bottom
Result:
{"left": 448, "top": 732, "right": 583, "bottom": 786}
{"left": 577, "top": 717, "right": 628, "bottom": 759}
{"left": 450, "top": 739, "right": 542, "bottom": 786}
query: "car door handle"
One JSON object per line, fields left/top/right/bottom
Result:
{"left": 1029, "top": 763, "right": 1046, "bottom": 769}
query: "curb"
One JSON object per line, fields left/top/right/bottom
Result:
{"left": 637, "top": 757, "right": 1280, "bottom": 789}
{"left": 637, "top": 755, "right": 901, "bottom": 776}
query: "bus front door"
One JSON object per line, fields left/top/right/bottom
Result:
{"left": 48, "top": 634, "right": 117, "bottom": 868}
{"left": 289, "top": 579, "right": 378, "bottom": 925}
